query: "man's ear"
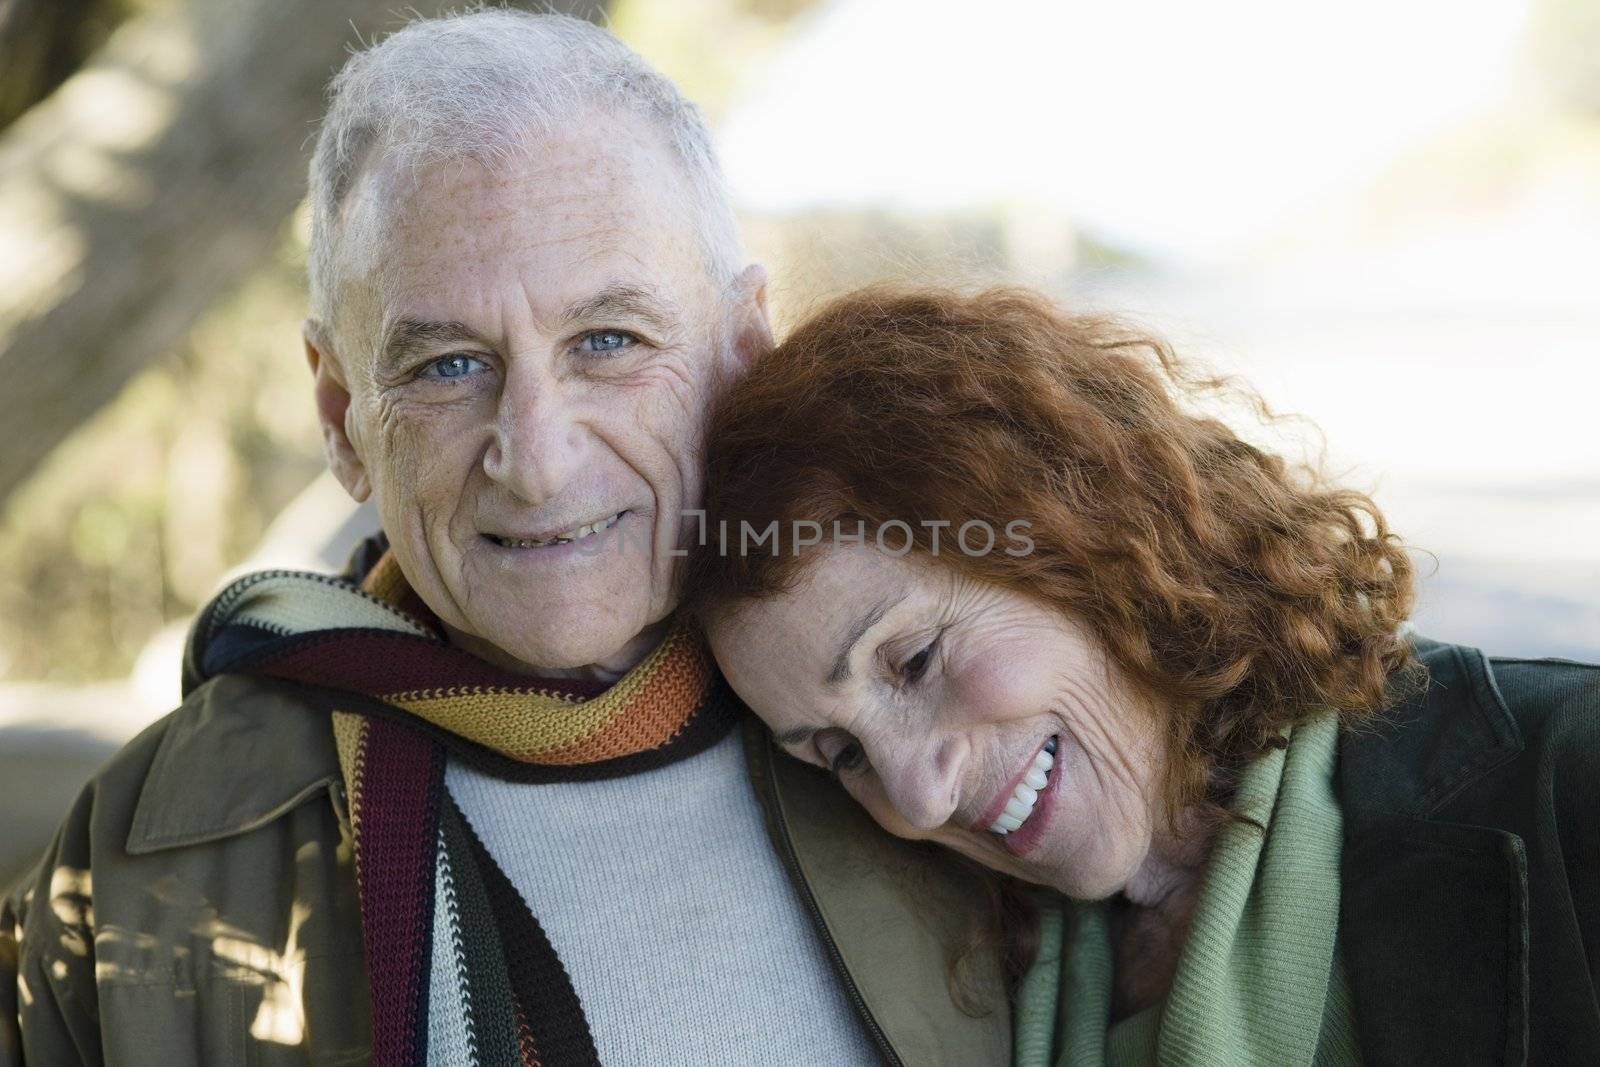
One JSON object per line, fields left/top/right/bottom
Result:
{"left": 302, "top": 320, "right": 372, "bottom": 503}
{"left": 726, "top": 263, "right": 773, "bottom": 370}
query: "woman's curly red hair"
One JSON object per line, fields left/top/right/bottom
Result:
{"left": 685, "top": 285, "right": 1418, "bottom": 812}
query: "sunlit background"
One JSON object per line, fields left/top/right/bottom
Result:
{"left": 1, "top": 0, "right": 1596, "bottom": 883}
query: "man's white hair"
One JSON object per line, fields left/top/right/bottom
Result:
{"left": 307, "top": 9, "right": 745, "bottom": 328}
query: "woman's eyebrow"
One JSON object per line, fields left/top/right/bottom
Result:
{"left": 826, "top": 590, "right": 906, "bottom": 687}
{"left": 776, "top": 725, "right": 816, "bottom": 748}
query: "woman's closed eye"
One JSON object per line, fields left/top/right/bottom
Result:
{"left": 898, "top": 636, "right": 939, "bottom": 685}
{"left": 817, "top": 729, "right": 868, "bottom": 776}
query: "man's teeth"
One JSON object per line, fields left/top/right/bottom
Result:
{"left": 493, "top": 512, "right": 621, "bottom": 548}
{"left": 990, "top": 737, "right": 1058, "bottom": 835}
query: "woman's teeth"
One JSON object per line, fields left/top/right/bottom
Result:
{"left": 990, "top": 736, "right": 1058, "bottom": 835}
{"left": 492, "top": 512, "right": 622, "bottom": 548}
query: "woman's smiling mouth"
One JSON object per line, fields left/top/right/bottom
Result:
{"left": 987, "top": 735, "right": 1057, "bottom": 835}
{"left": 971, "top": 735, "right": 1064, "bottom": 858}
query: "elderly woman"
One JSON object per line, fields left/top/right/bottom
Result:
{"left": 684, "top": 287, "right": 1600, "bottom": 1066}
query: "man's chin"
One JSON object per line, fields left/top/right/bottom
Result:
{"left": 451, "top": 607, "right": 655, "bottom": 675}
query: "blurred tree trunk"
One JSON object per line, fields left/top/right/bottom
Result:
{"left": 0, "top": 0, "right": 608, "bottom": 506}
{"left": 0, "top": 0, "right": 126, "bottom": 131}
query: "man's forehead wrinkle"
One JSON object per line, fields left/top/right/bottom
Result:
{"left": 375, "top": 194, "right": 669, "bottom": 281}
{"left": 331, "top": 104, "right": 703, "bottom": 276}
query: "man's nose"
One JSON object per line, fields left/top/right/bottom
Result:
{"left": 869, "top": 732, "right": 967, "bottom": 832}
{"left": 482, "top": 367, "right": 584, "bottom": 505}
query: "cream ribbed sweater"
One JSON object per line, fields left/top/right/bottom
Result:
{"left": 445, "top": 729, "right": 880, "bottom": 1066}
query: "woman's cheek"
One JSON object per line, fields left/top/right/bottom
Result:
{"left": 950, "top": 643, "right": 1053, "bottom": 725}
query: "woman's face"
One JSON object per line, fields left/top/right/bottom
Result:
{"left": 706, "top": 542, "right": 1173, "bottom": 901}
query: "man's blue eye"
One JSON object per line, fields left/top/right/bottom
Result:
{"left": 419, "top": 354, "right": 485, "bottom": 380}
{"left": 579, "top": 331, "right": 637, "bottom": 354}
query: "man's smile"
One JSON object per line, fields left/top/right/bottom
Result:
{"left": 483, "top": 509, "right": 628, "bottom": 548}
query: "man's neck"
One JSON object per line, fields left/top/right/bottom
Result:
{"left": 442, "top": 616, "right": 674, "bottom": 685}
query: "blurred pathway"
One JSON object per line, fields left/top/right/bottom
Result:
{"left": 1071, "top": 256, "right": 1600, "bottom": 662}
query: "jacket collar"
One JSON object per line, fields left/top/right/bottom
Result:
{"left": 1339, "top": 637, "right": 1523, "bottom": 820}
{"left": 744, "top": 718, "right": 1012, "bottom": 1067}
{"left": 127, "top": 672, "right": 343, "bottom": 854}
{"left": 134, "top": 551, "right": 413, "bottom": 854}
{"left": 1338, "top": 638, "right": 1530, "bottom": 1066}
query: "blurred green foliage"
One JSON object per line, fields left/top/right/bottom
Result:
{"left": 0, "top": 214, "right": 323, "bottom": 680}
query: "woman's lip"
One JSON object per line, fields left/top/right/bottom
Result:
{"left": 976, "top": 737, "right": 1053, "bottom": 831}
{"left": 1001, "top": 737, "right": 1062, "bottom": 856}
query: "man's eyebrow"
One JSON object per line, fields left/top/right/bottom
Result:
{"left": 558, "top": 284, "right": 678, "bottom": 334}
{"left": 826, "top": 592, "right": 903, "bottom": 687}
{"left": 378, "top": 319, "right": 486, "bottom": 370}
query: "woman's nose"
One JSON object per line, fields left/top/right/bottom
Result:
{"left": 869, "top": 734, "right": 966, "bottom": 831}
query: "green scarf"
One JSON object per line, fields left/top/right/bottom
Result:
{"left": 1014, "top": 715, "right": 1363, "bottom": 1067}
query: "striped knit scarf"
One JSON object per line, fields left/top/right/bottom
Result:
{"left": 192, "top": 552, "right": 739, "bottom": 1066}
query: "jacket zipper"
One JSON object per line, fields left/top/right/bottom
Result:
{"left": 755, "top": 738, "right": 905, "bottom": 1067}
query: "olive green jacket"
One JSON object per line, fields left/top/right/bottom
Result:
{"left": 0, "top": 673, "right": 1009, "bottom": 1066}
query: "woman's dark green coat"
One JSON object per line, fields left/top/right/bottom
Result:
{"left": 1340, "top": 637, "right": 1599, "bottom": 1065}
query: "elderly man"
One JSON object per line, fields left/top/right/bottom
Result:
{"left": 1, "top": 11, "right": 1008, "bottom": 1067}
